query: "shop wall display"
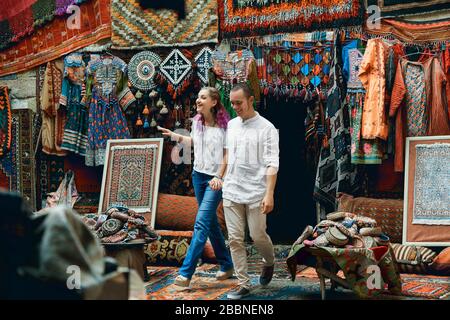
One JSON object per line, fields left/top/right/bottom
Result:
{"left": 367, "top": 0, "right": 450, "bottom": 18}
{"left": 0, "top": 0, "right": 88, "bottom": 50}
{"left": 111, "top": 0, "right": 219, "bottom": 49}
{"left": 0, "top": 87, "right": 12, "bottom": 158}
{"left": 218, "top": 0, "right": 365, "bottom": 38}
{"left": 364, "top": 18, "right": 450, "bottom": 45}
{"left": 0, "top": 109, "right": 37, "bottom": 209}
{"left": 403, "top": 136, "right": 450, "bottom": 246}
{"left": 98, "top": 138, "right": 164, "bottom": 229}
{"left": 0, "top": 0, "right": 111, "bottom": 77}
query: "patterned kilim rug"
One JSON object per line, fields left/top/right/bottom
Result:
{"left": 145, "top": 246, "right": 450, "bottom": 300}
{"left": 111, "top": 0, "right": 218, "bottom": 49}
{"left": 218, "top": 0, "right": 365, "bottom": 38}
{"left": 0, "top": 0, "right": 88, "bottom": 50}
{"left": 401, "top": 274, "right": 450, "bottom": 300}
{"left": 0, "top": 0, "right": 111, "bottom": 77}
{"left": 367, "top": 0, "right": 450, "bottom": 18}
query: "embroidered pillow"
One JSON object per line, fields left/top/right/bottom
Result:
{"left": 391, "top": 243, "right": 437, "bottom": 274}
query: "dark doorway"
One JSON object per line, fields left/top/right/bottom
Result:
{"left": 259, "top": 97, "right": 317, "bottom": 244}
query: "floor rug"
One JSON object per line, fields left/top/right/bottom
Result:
{"left": 401, "top": 274, "right": 450, "bottom": 300}
{"left": 218, "top": 0, "right": 364, "bottom": 38}
{"left": 297, "top": 267, "right": 450, "bottom": 300}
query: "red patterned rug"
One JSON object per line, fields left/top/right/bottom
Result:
{"left": 0, "top": 0, "right": 111, "bottom": 77}
{"left": 298, "top": 267, "right": 450, "bottom": 300}
{"left": 401, "top": 274, "right": 450, "bottom": 300}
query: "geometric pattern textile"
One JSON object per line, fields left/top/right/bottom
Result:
{"left": 405, "top": 64, "right": 428, "bottom": 137}
{"left": 195, "top": 47, "right": 213, "bottom": 85}
{"left": 0, "top": 0, "right": 111, "bottom": 77}
{"left": 159, "top": 49, "right": 192, "bottom": 87}
{"left": 0, "top": 87, "right": 12, "bottom": 158}
{"left": 367, "top": 0, "right": 450, "bottom": 18}
{"left": 0, "top": 0, "right": 87, "bottom": 50}
{"left": 111, "top": 0, "right": 219, "bottom": 49}
{"left": 264, "top": 47, "right": 333, "bottom": 89}
{"left": 413, "top": 144, "right": 450, "bottom": 225}
{"left": 218, "top": 0, "right": 365, "bottom": 38}
{"left": 107, "top": 145, "right": 157, "bottom": 209}
{"left": 128, "top": 51, "right": 162, "bottom": 91}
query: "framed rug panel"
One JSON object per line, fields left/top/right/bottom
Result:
{"left": 403, "top": 136, "right": 450, "bottom": 246}
{"left": 98, "top": 138, "right": 164, "bottom": 228}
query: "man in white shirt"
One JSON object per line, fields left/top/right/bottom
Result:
{"left": 222, "top": 83, "right": 279, "bottom": 300}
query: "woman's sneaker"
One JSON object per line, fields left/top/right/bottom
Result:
{"left": 216, "top": 268, "right": 234, "bottom": 280}
{"left": 174, "top": 275, "right": 191, "bottom": 291}
{"left": 227, "top": 286, "right": 250, "bottom": 300}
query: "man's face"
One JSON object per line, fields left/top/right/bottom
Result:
{"left": 230, "top": 89, "right": 254, "bottom": 119}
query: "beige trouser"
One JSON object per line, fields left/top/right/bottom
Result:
{"left": 223, "top": 199, "right": 274, "bottom": 289}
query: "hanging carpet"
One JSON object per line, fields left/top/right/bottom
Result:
{"left": 0, "top": 87, "right": 12, "bottom": 158}
{"left": 367, "top": 0, "right": 450, "bottom": 18}
{"left": 0, "top": 0, "right": 111, "bottom": 77}
{"left": 0, "top": 0, "right": 88, "bottom": 51}
{"left": 111, "top": 0, "right": 218, "bottom": 49}
{"left": 128, "top": 51, "right": 162, "bottom": 91}
{"left": 364, "top": 18, "right": 450, "bottom": 45}
{"left": 218, "top": 0, "right": 365, "bottom": 38}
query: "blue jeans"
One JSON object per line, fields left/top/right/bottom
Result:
{"left": 179, "top": 170, "right": 233, "bottom": 279}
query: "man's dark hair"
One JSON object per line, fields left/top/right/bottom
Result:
{"left": 231, "top": 82, "right": 253, "bottom": 98}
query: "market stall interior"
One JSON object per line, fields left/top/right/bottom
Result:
{"left": 1, "top": 0, "right": 450, "bottom": 300}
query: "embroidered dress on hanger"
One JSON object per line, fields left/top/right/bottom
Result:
{"left": 60, "top": 53, "right": 88, "bottom": 157}
{"left": 41, "top": 59, "right": 67, "bottom": 156}
{"left": 404, "top": 64, "right": 428, "bottom": 136}
{"left": 85, "top": 55, "right": 135, "bottom": 166}
{"left": 346, "top": 48, "right": 385, "bottom": 164}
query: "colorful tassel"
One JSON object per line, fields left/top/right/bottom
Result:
{"left": 143, "top": 118, "right": 150, "bottom": 129}
{"left": 142, "top": 105, "right": 150, "bottom": 115}
{"left": 135, "top": 115, "right": 143, "bottom": 127}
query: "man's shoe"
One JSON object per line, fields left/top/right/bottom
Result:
{"left": 216, "top": 268, "right": 234, "bottom": 280}
{"left": 259, "top": 265, "right": 274, "bottom": 286}
{"left": 227, "top": 286, "right": 250, "bottom": 300}
{"left": 174, "top": 275, "right": 191, "bottom": 290}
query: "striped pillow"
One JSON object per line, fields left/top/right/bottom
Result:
{"left": 391, "top": 243, "right": 437, "bottom": 274}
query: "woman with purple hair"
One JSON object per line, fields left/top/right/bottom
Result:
{"left": 158, "top": 87, "right": 233, "bottom": 290}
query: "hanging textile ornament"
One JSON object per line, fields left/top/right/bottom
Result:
{"left": 143, "top": 117, "right": 150, "bottom": 129}
{"left": 128, "top": 51, "right": 162, "bottom": 91}
{"left": 135, "top": 90, "right": 143, "bottom": 99}
{"left": 159, "top": 49, "right": 192, "bottom": 97}
{"left": 160, "top": 104, "right": 169, "bottom": 114}
{"left": 291, "top": 64, "right": 300, "bottom": 75}
{"left": 156, "top": 98, "right": 164, "bottom": 108}
{"left": 292, "top": 52, "right": 303, "bottom": 64}
{"left": 142, "top": 105, "right": 150, "bottom": 115}
{"left": 150, "top": 117, "right": 157, "bottom": 128}
{"left": 195, "top": 47, "right": 213, "bottom": 85}
{"left": 149, "top": 90, "right": 158, "bottom": 99}
{"left": 135, "top": 115, "right": 143, "bottom": 126}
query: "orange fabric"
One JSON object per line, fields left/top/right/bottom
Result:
{"left": 0, "top": 0, "right": 111, "bottom": 77}
{"left": 390, "top": 56, "right": 450, "bottom": 172}
{"left": 358, "top": 38, "right": 390, "bottom": 140}
{"left": 443, "top": 46, "right": 450, "bottom": 121}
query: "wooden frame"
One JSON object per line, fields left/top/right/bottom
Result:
{"left": 403, "top": 136, "right": 450, "bottom": 246}
{"left": 98, "top": 138, "right": 164, "bottom": 229}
